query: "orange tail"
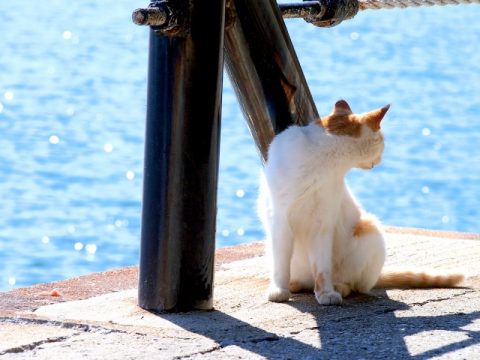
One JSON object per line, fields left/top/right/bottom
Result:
{"left": 375, "top": 269, "right": 465, "bottom": 289}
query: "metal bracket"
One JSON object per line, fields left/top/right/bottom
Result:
{"left": 280, "top": 1, "right": 326, "bottom": 20}
{"left": 304, "top": 0, "right": 359, "bottom": 27}
{"left": 279, "top": 0, "right": 359, "bottom": 27}
{"left": 132, "top": 1, "right": 188, "bottom": 36}
{"left": 134, "top": 0, "right": 359, "bottom": 33}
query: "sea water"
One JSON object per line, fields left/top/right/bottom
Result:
{"left": 0, "top": 1, "right": 479, "bottom": 291}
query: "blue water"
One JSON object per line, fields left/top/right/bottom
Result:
{"left": 0, "top": 2, "right": 479, "bottom": 291}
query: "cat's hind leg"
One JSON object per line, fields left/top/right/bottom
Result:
{"left": 267, "top": 213, "right": 294, "bottom": 302}
{"left": 344, "top": 217, "right": 386, "bottom": 294}
{"left": 355, "top": 233, "right": 385, "bottom": 294}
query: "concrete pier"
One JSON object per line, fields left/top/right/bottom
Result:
{"left": 1, "top": 227, "right": 480, "bottom": 359}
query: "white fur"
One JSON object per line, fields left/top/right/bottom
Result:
{"left": 258, "top": 122, "right": 386, "bottom": 305}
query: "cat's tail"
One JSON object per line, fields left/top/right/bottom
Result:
{"left": 375, "top": 268, "right": 465, "bottom": 289}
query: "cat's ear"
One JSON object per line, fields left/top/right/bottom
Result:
{"left": 363, "top": 104, "right": 390, "bottom": 132}
{"left": 332, "top": 100, "right": 352, "bottom": 115}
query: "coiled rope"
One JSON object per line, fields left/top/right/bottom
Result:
{"left": 359, "top": 0, "right": 480, "bottom": 10}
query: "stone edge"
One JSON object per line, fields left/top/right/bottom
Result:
{"left": 1, "top": 227, "right": 477, "bottom": 315}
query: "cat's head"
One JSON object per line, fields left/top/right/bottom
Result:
{"left": 318, "top": 100, "right": 390, "bottom": 170}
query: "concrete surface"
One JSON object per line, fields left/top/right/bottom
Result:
{"left": 1, "top": 227, "right": 480, "bottom": 359}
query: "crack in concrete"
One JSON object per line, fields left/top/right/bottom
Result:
{"left": 171, "top": 333, "right": 282, "bottom": 359}
{"left": 0, "top": 335, "right": 70, "bottom": 355}
{"left": 409, "top": 289, "right": 476, "bottom": 307}
{"left": 0, "top": 316, "right": 128, "bottom": 335}
{"left": 248, "top": 335, "right": 280, "bottom": 343}
{"left": 290, "top": 326, "right": 319, "bottom": 335}
{"left": 172, "top": 344, "right": 222, "bottom": 359}
{"left": 172, "top": 334, "right": 282, "bottom": 359}
{"left": 288, "top": 306, "right": 404, "bottom": 337}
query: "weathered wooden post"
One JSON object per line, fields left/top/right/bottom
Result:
{"left": 134, "top": 0, "right": 225, "bottom": 312}
{"left": 224, "top": 0, "right": 358, "bottom": 161}
{"left": 224, "top": 0, "right": 319, "bottom": 161}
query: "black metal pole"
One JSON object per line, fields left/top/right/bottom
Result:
{"left": 224, "top": 0, "right": 320, "bottom": 161}
{"left": 138, "top": 0, "right": 225, "bottom": 312}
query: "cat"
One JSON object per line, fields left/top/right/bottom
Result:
{"left": 258, "top": 100, "right": 464, "bottom": 305}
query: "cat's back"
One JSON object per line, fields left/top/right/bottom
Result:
{"left": 265, "top": 123, "right": 325, "bottom": 194}
{"left": 267, "top": 123, "right": 323, "bottom": 166}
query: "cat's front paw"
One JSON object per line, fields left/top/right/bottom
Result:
{"left": 315, "top": 290, "right": 342, "bottom": 306}
{"left": 267, "top": 286, "right": 291, "bottom": 302}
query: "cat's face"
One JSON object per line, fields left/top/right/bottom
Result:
{"left": 318, "top": 100, "right": 390, "bottom": 169}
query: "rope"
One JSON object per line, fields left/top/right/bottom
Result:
{"left": 358, "top": 0, "right": 480, "bottom": 10}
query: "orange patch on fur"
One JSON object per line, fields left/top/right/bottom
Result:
{"left": 353, "top": 217, "right": 378, "bottom": 237}
{"left": 319, "top": 101, "right": 389, "bottom": 136}
{"left": 362, "top": 105, "right": 390, "bottom": 132}
{"left": 319, "top": 114, "right": 362, "bottom": 138}
{"left": 376, "top": 270, "right": 465, "bottom": 289}
{"left": 334, "top": 283, "right": 352, "bottom": 298}
{"left": 334, "top": 100, "right": 352, "bottom": 114}
{"left": 289, "top": 281, "right": 306, "bottom": 293}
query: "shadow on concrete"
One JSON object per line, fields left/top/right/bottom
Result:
{"left": 288, "top": 290, "right": 480, "bottom": 359}
{"left": 160, "top": 290, "right": 480, "bottom": 359}
{"left": 287, "top": 290, "right": 412, "bottom": 359}
{"left": 400, "top": 311, "right": 480, "bottom": 359}
{"left": 160, "top": 307, "right": 323, "bottom": 358}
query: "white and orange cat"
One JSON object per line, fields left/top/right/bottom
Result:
{"left": 259, "top": 100, "right": 464, "bottom": 305}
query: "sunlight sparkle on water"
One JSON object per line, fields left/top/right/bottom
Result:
{"left": 63, "top": 30, "right": 72, "bottom": 40}
{"left": 104, "top": 143, "right": 113, "bottom": 153}
{"left": 442, "top": 215, "right": 450, "bottom": 224}
{"left": 66, "top": 107, "right": 75, "bottom": 116}
{"left": 49, "top": 135, "right": 60, "bottom": 144}
{"left": 85, "top": 244, "right": 97, "bottom": 254}
{"left": 74, "top": 242, "right": 84, "bottom": 251}
{"left": 236, "top": 228, "right": 245, "bottom": 236}
{"left": 221, "top": 229, "right": 230, "bottom": 237}
{"left": 8, "top": 277, "right": 16, "bottom": 286}
{"left": 421, "top": 186, "right": 430, "bottom": 194}
{"left": 126, "top": 170, "right": 135, "bottom": 180}
{"left": 41, "top": 236, "right": 50, "bottom": 244}
{"left": 236, "top": 189, "right": 245, "bottom": 198}
{"left": 422, "top": 128, "right": 431, "bottom": 136}
{"left": 115, "top": 219, "right": 128, "bottom": 228}
{"left": 350, "top": 32, "right": 360, "bottom": 40}
{"left": 4, "top": 91, "right": 14, "bottom": 101}
{"left": 0, "top": 103, "right": 4, "bottom": 113}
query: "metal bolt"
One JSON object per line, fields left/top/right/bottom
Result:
{"left": 132, "top": 7, "right": 168, "bottom": 26}
{"left": 279, "top": 1, "right": 325, "bottom": 19}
